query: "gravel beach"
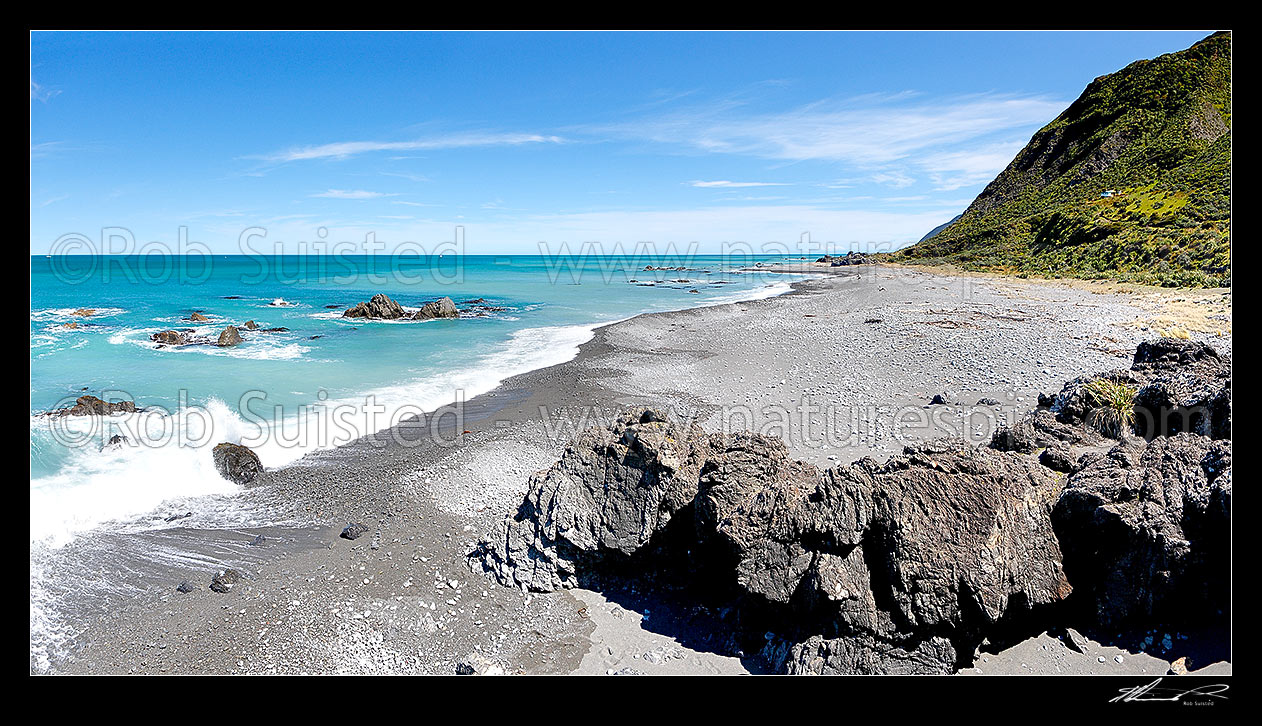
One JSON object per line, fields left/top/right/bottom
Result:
{"left": 38, "top": 264, "right": 1233, "bottom": 675}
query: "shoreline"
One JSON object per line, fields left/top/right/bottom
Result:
{"left": 36, "top": 265, "right": 1232, "bottom": 674}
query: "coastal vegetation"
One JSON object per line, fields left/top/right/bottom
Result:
{"left": 892, "top": 32, "right": 1231, "bottom": 288}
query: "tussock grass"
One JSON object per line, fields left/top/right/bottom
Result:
{"left": 1085, "top": 379, "right": 1138, "bottom": 438}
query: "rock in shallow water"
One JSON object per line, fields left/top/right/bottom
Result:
{"left": 212, "top": 442, "right": 262, "bottom": 484}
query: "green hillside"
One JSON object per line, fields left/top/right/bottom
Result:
{"left": 893, "top": 32, "right": 1231, "bottom": 287}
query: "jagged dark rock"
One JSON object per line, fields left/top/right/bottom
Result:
{"left": 216, "top": 325, "right": 243, "bottom": 347}
{"left": 412, "top": 297, "right": 459, "bottom": 320}
{"left": 341, "top": 523, "right": 370, "bottom": 540}
{"left": 209, "top": 569, "right": 242, "bottom": 593}
{"left": 1131, "top": 340, "right": 1230, "bottom": 440}
{"left": 785, "top": 633, "right": 958, "bottom": 675}
{"left": 211, "top": 442, "right": 262, "bottom": 484}
{"left": 1053, "top": 433, "right": 1231, "bottom": 625}
{"left": 151, "top": 329, "right": 192, "bottom": 346}
{"left": 477, "top": 411, "right": 1071, "bottom": 674}
{"left": 343, "top": 293, "right": 409, "bottom": 320}
{"left": 1039, "top": 444, "right": 1076, "bottom": 473}
{"left": 50, "top": 395, "right": 138, "bottom": 417}
{"left": 476, "top": 409, "right": 712, "bottom": 592}
{"left": 342, "top": 293, "right": 459, "bottom": 321}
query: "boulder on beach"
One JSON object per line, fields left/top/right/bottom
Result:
{"left": 477, "top": 409, "right": 711, "bottom": 592}
{"left": 51, "top": 395, "right": 138, "bottom": 417}
{"left": 216, "top": 325, "right": 243, "bottom": 347}
{"left": 212, "top": 442, "right": 262, "bottom": 484}
{"left": 700, "top": 435, "right": 1069, "bottom": 674}
{"left": 340, "top": 523, "right": 370, "bottom": 540}
{"left": 243, "top": 320, "right": 259, "bottom": 330}
{"left": 209, "top": 568, "right": 243, "bottom": 593}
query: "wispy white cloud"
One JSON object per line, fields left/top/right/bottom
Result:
{"left": 40, "top": 194, "right": 69, "bottom": 207}
{"left": 871, "top": 171, "right": 916, "bottom": 189}
{"left": 591, "top": 93, "right": 1061, "bottom": 166}
{"left": 260, "top": 133, "right": 564, "bottom": 162}
{"left": 918, "top": 141, "right": 1026, "bottom": 190}
{"left": 30, "top": 77, "right": 61, "bottom": 103}
{"left": 310, "top": 189, "right": 397, "bottom": 199}
{"left": 690, "top": 180, "right": 789, "bottom": 188}
{"left": 30, "top": 141, "right": 68, "bottom": 159}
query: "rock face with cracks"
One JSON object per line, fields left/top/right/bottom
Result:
{"left": 476, "top": 412, "right": 1072, "bottom": 674}
{"left": 476, "top": 409, "right": 711, "bottom": 592}
{"left": 1053, "top": 432, "right": 1231, "bottom": 625}
{"left": 698, "top": 435, "right": 1070, "bottom": 674}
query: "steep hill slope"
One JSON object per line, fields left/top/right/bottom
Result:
{"left": 894, "top": 32, "right": 1231, "bottom": 287}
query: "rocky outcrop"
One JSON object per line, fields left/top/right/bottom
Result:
{"left": 476, "top": 410, "right": 712, "bottom": 592}
{"left": 1130, "top": 340, "right": 1230, "bottom": 440}
{"left": 412, "top": 297, "right": 459, "bottom": 320}
{"left": 151, "top": 330, "right": 192, "bottom": 346}
{"left": 50, "top": 395, "right": 138, "bottom": 417}
{"left": 474, "top": 339, "right": 1229, "bottom": 673}
{"left": 1053, "top": 433, "right": 1231, "bottom": 625}
{"left": 1032, "top": 337, "right": 1230, "bottom": 442}
{"left": 830, "top": 252, "right": 870, "bottom": 266}
{"left": 216, "top": 326, "right": 243, "bottom": 347}
{"left": 189, "top": 312, "right": 210, "bottom": 322}
{"left": 342, "top": 293, "right": 459, "bottom": 321}
{"left": 477, "top": 411, "right": 1070, "bottom": 674}
{"left": 699, "top": 435, "right": 1069, "bottom": 673}
{"left": 211, "top": 442, "right": 262, "bottom": 484}
{"left": 343, "top": 294, "right": 409, "bottom": 319}
{"left": 816, "top": 252, "right": 870, "bottom": 266}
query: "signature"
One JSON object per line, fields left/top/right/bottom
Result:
{"left": 1111, "top": 678, "right": 1229, "bottom": 703}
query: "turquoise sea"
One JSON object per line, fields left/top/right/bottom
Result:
{"left": 30, "top": 254, "right": 803, "bottom": 547}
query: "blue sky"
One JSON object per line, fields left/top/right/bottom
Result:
{"left": 30, "top": 30, "right": 1214, "bottom": 255}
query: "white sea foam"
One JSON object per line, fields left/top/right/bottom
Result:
{"left": 30, "top": 307, "right": 127, "bottom": 322}
{"left": 31, "top": 275, "right": 798, "bottom": 549}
